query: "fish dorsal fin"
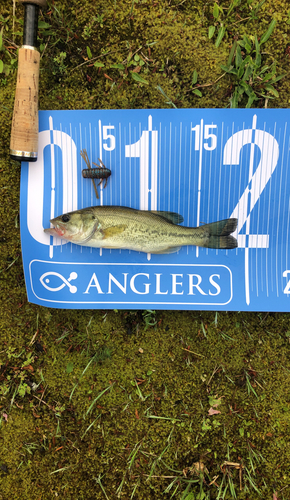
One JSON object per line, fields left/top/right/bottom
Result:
{"left": 102, "top": 224, "right": 127, "bottom": 239}
{"left": 149, "top": 211, "right": 184, "bottom": 225}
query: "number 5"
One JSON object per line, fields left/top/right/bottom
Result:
{"left": 103, "top": 125, "right": 115, "bottom": 151}
{"left": 204, "top": 125, "right": 217, "bottom": 151}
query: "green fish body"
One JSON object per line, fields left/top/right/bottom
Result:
{"left": 44, "top": 206, "right": 238, "bottom": 254}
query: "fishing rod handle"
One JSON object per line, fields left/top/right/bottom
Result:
{"left": 10, "top": 46, "right": 40, "bottom": 162}
{"left": 10, "top": 0, "right": 47, "bottom": 162}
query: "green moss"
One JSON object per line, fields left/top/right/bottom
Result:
{"left": 1, "top": 0, "right": 290, "bottom": 498}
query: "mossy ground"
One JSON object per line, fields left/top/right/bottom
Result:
{"left": 1, "top": 0, "right": 290, "bottom": 498}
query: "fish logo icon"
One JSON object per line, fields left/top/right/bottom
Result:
{"left": 40, "top": 271, "right": 78, "bottom": 294}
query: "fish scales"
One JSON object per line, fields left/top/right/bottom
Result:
{"left": 44, "top": 205, "right": 238, "bottom": 254}
{"left": 89, "top": 209, "right": 209, "bottom": 251}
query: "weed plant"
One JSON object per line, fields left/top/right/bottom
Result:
{"left": 221, "top": 22, "right": 286, "bottom": 107}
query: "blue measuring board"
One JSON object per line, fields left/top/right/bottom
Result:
{"left": 20, "top": 109, "right": 290, "bottom": 311}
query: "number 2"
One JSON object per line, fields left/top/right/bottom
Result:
{"left": 283, "top": 270, "right": 290, "bottom": 294}
{"left": 224, "top": 119, "right": 279, "bottom": 245}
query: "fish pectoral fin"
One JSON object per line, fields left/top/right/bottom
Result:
{"left": 102, "top": 224, "right": 127, "bottom": 239}
{"left": 151, "top": 246, "right": 181, "bottom": 254}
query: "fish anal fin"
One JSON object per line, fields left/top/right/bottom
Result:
{"left": 151, "top": 246, "right": 181, "bottom": 254}
{"left": 102, "top": 225, "right": 127, "bottom": 239}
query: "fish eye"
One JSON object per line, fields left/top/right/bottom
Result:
{"left": 61, "top": 214, "right": 70, "bottom": 223}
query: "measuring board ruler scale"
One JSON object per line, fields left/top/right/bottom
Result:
{"left": 20, "top": 109, "right": 290, "bottom": 311}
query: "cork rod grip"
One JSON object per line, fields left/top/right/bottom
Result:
{"left": 10, "top": 46, "right": 40, "bottom": 161}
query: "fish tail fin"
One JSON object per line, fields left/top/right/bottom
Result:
{"left": 204, "top": 218, "right": 238, "bottom": 249}
{"left": 207, "top": 234, "right": 238, "bottom": 249}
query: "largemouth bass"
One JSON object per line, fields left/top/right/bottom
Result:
{"left": 44, "top": 206, "right": 238, "bottom": 254}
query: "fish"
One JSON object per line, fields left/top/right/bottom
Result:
{"left": 44, "top": 206, "right": 238, "bottom": 254}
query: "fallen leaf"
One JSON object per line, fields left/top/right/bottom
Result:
{"left": 221, "top": 461, "right": 244, "bottom": 469}
{"left": 132, "top": 65, "right": 141, "bottom": 73}
{"left": 183, "top": 461, "right": 209, "bottom": 477}
{"left": 208, "top": 408, "right": 221, "bottom": 415}
{"left": 23, "top": 364, "right": 34, "bottom": 371}
{"left": 192, "top": 461, "right": 206, "bottom": 473}
{"left": 209, "top": 475, "right": 220, "bottom": 486}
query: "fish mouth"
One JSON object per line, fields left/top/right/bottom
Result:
{"left": 44, "top": 222, "right": 66, "bottom": 238}
{"left": 44, "top": 219, "right": 99, "bottom": 242}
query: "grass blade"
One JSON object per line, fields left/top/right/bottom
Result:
{"left": 215, "top": 26, "right": 226, "bottom": 48}
{"left": 260, "top": 20, "right": 277, "bottom": 45}
{"left": 85, "top": 384, "right": 113, "bottom": 416}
